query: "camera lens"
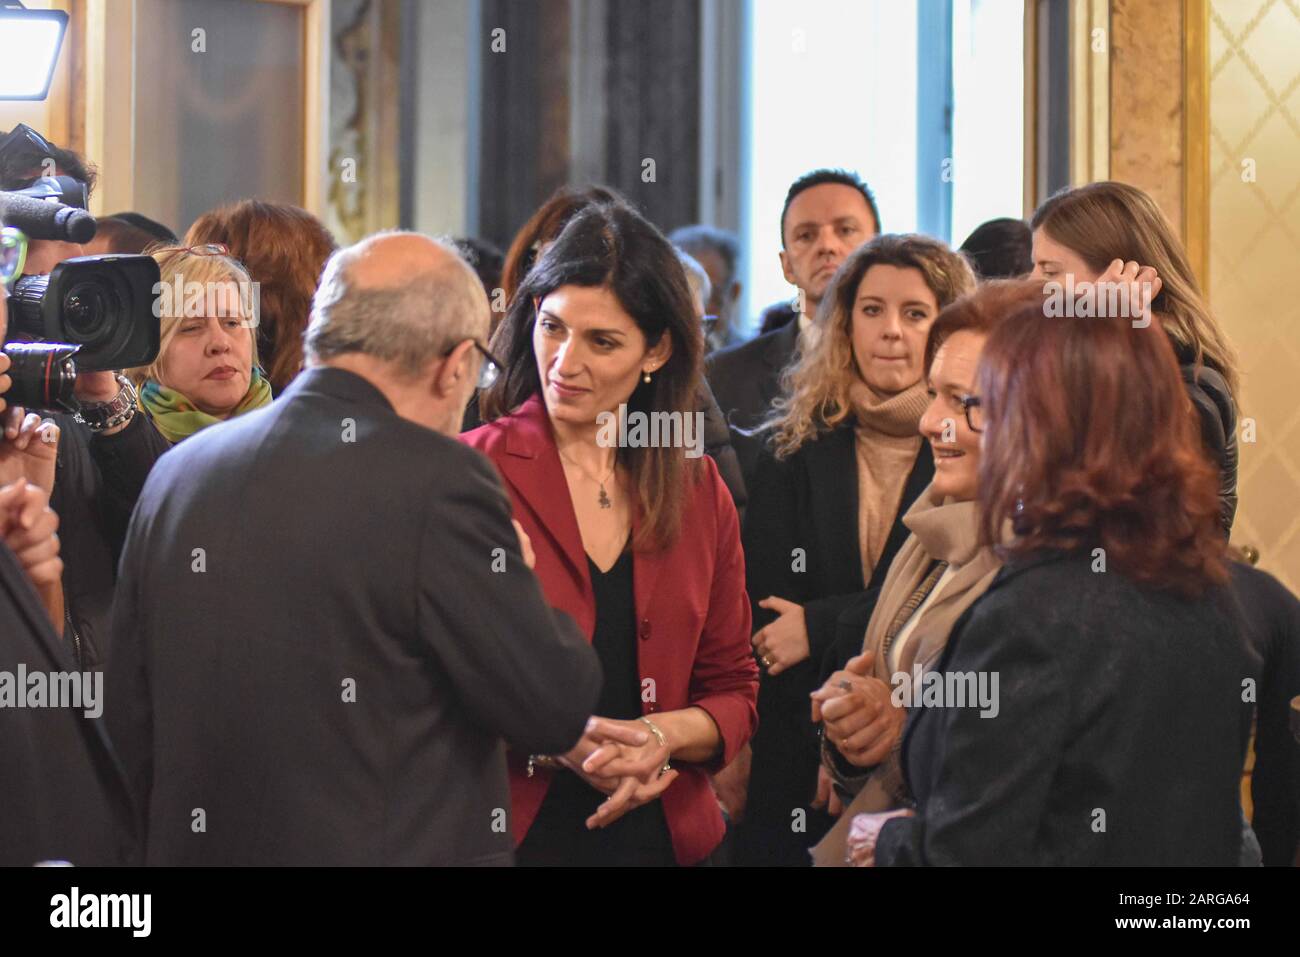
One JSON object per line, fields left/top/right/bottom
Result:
{"left": 0, "top": 342, "right": 80, "bottom": 414}
{"left": 62, "top": 280, "right": 116, "bottom": 341}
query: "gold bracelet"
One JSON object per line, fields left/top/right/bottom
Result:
{"left": 639, "top": 716, "right": 673, "bottom": 778}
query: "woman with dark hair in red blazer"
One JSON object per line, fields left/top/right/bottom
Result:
{"left": 462, "top": 199, "right": 758, "bottom": 866}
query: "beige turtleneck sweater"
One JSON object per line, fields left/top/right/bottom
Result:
{"left": 847, "top": 379, "right": 929, "bottom": 585}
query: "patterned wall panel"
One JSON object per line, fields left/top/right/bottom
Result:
{"left": 1208, "top": 0, "right": 1300, "bottom": 591}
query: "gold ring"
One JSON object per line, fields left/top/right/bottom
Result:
{"left": 760, "top": 655, "right": 773, "bottom": 668}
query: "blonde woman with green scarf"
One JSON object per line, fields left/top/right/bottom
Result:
{"left": 129, "top": 244, "right": 273, "bottom": 443}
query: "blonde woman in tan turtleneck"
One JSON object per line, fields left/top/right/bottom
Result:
{"left": 731, "top": 234, "right": 976, "bottom": 866}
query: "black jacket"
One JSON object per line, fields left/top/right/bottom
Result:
{"left": 735, "top": 425, "right": 933, "bottom": 865}
{"left": 0, "top": 540, "right": 136, "bottom": 866}
{"left": 49, "top": 411, "right": 170, "bottom": 668}
{"left": 1229, "top": 561, "right": 1300, "bottom": 865}
{"left": 107, "top": 367, "right": 602, "bottom": 866}
{"left": 706, "top": 319, "right": 801, "bottom": 490}
{"left": 877, "top": 550, "right": 1251, "bottom": 866}
{"left": 1174, "top": 341, "right": 1237, "bottom": 532}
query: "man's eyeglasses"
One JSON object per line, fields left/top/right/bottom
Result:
{"left": 446, "top": 339, "right": 504, "bottom": 390}
{"left": 1, "top": 227, "right": 28, "bottom": 290}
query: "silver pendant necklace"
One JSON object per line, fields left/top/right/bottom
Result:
{"left": 558, "top": 447, "right": 616, "bottom": 509}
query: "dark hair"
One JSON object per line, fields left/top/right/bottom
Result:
{"left": 483, "top": 203, "right": 704, "bottom": 551}
{"left": 958, "top": 217, "right": 1033, "bottom": 280}
{"left": 780, "top": 168, "right": 880, "bottom": 246}
{"left": 0, "top": 128, "right": 98, "bottom": 196}
{"left": 185, "top": 200, "right": 338, "bottom": 393}
{"left": 924, "top": 278, "right": 1046, "bottom": 374}
{"left": 500, "top": 185, "right": 623, "bottom": 307}
{"left": 106, "top": 211, "right": 178, "bottom": 244}
{"left": 89, "top": 217, "right": 161, "bottom": 255}
{"left": 451, "top": 236, "right": 505, "bottom": 294}
{"left": 977, "top": 308, "right": 1227, "bottom": 597}
{"left": 668, "top": 224, "right": 740, "bottom": 284}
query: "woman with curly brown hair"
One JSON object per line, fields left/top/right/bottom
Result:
{"left": 734, "top": 233, "right": 976, "bottom": 865}
{"left": 848, "top": 302, "right": 1247, "bottom": 867}
{"left": 185, "top": 200, "right": 337, "bottom": 395}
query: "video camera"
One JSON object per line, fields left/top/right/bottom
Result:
{"left": 0, "top": 177, "right": 159, "bottom": 413}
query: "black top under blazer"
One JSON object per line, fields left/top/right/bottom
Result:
{"left": 107, "top": 367, "right": 601, "bottom": 866}
{"left": 876, "top": 550, "right": 1252, "bottom": 866}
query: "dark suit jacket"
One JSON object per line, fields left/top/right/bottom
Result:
{"left": 0, "top": 540, "right": 135, "bottom": 866}
{"left": 462, "top": 394, "right": 759, "bottom": 865}
{"left": 735, "top": 424, "right": 933, "bottom": 865}
{"left": 705, "top": 319, "right": 801, "bottom": 489}
{"left": 1229, "top": 561, "right": 1300, "bottom": 865}
{"left": 877, "top": 550, "right": 1251, "bottom": 866}
{"left": 107, "top": 367, "right": 601, "bottom": 866}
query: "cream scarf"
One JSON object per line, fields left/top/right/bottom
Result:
{"left": 811, "top": 482, "right": 1005, "bottom": 866}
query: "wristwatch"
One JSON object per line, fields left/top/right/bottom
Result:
{"left": 74, "top": 374, "right": 138, "bottom": 433}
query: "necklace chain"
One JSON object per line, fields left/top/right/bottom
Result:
{"left": 557, "top": 446, "right": 617, "bottom": 509}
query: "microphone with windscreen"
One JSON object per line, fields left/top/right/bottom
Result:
{"left": 0, "top": 189, "right": 97, "bottom": 243}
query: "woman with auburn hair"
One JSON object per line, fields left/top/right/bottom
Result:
{"left": 806, "top": 280, "right": 1045, "bottom": 866}
{"left": 848, "top": 308, "right": 1247, "bottom": 867}
{"left": 185, "top": 200, "right": 337, "bottom": 395}
{"left": 735, "top": 233, "right": 976, "bottom": 866}
{"left": 462, "top": 202, "right": 758, "bottom": 866}
{"left": 1030, "top": 180, "right": 1240, "bottom": 531}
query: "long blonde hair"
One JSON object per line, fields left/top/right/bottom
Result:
{"left": 1031, "top": 181, "right": 1239, "bottom": 397}
{"left": 767, "top": 233, "right": 976, "bottom": 458}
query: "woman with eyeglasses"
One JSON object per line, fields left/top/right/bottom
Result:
{"left": 461, "top": 201, "right": 758, "bottom": 866}
{"left": 806, "top": 281, "right": 1047, "bottom": 865}
{"left": 125, "top": 245, "right": 273, "bottom": 444}
{"left": 848, "top": 296, "right": 1247, "bottom": 867}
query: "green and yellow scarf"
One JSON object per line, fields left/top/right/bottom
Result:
{"left": 140, "top": 370, "right": 273, "bottom": 444}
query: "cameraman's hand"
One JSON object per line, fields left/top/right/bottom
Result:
{"left": 0, "top": 405, "right": 60, "bottom": 496}
{"left": 73, "top": 371, "right": 133, "bottom": 436}
{"left": 74, "top": 370, "right": 121, "bottom": 404}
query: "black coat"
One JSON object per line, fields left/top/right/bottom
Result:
{"left": 705, "top": 319, "right": 801, "bottom": 490}
{"left": 1174, "top": 341, "right": 1237, "bottom": 532}
{"left": 1229, "top": 561, "right": 1300, "bottom": 865}
{"left": 107, "top": 367, "right": 602, "bottom": 866}
{"left": 735, "top": 424, "right": 933, "bottom": 865}
{"left": 876, "top": 550, "right": 1251, "bottom": 866}
{"left": 49, "top": 411, "right": 170, "bottom": 668}
{"left": 0, "top": 540, "right": 135, "bottom": 866}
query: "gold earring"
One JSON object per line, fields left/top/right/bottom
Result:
{"left": 643, "top": 369, "right": 652, "bottom": 384}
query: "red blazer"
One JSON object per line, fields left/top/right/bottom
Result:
{"left": 462, "top": 394, "right": 758, "bottom": 864}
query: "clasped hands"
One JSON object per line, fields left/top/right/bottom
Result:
{"left": 558, "top": 716, "right": 679, "bottom": 830}
{"left": 809, "top": 651, "right": 906, "bottom": 820}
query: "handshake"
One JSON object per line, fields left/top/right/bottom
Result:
{"left": 536, "top": 716, "right": 678, "bottom": 830}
